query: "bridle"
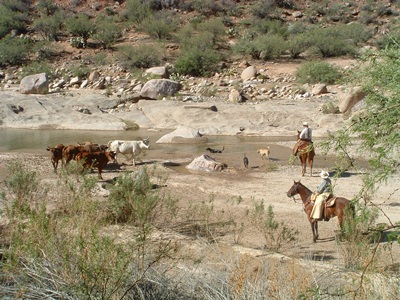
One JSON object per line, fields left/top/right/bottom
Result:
{"left": 288, "top": 181, "right": 301, "bottom": 204}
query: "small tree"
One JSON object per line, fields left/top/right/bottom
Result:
{"left": 65, "top": 13, "right": 95, "bottom": 47}
{"left": 92, "top": 15, "right": 121, "bottom": 49}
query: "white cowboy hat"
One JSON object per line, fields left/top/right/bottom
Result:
{"left": 320, "top": 171, "right": 329, "bottom": 179}
{"left": 303, "top": 122, "right": 308, "bottom": 126}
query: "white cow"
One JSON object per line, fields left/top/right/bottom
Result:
{"left": 107, "top": 138, "right": 150, "bottom": 165}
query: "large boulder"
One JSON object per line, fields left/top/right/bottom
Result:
{"left": 19, "top": 73, "right": 49, "bottom": 94}
{"left": 339, "top": 87, "right": 366, "bottom": 113}
{"left": 156, "top": 125, "right": 208, "bottom": 143}
{"left": 144, "top": 66, "right": 169, "bottom": 79}
{"left": 140, "top": 79, "right": 181, "bottom": 99}
{"left": 241, "top": 66, "right": 257, "bottom": 80}
{"left": 186, "top": 154, "right": 227, "bottom": 172}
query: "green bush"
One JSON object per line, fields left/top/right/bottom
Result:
{"left": 252, "top": 19, "right": 288, "bottom": 37}
{"left": 32, "top": 12, "right": 64, "bottom": 41}
{"left": 138, "top": 10, "right": 178, "bottom": 40}
{"left": 20, "top": 60, "right": 53, "bottom": 79}
{"left": 174, "top": 47, "right": 221, "bottom": 77}
{"left": 250, "top": 202, "right": 298, "bottom": 251}
{"left": 233, "top": 34, "right": 286, "bottom": 60}
{"left": 0, "top": 4, "right": 29, "bottom": 38}
{"left": 286, "top": 32, "right": 312, "bottom": 58}
{"left": 117, "top": 43, "right": 162, "bottom": 70}
{"left": 196, "top": 17, "right": 226, "bottom": 46}
{"left": 250, "top": 0, "right": 278, "bottom": 19}
{"left": 92, "top": 15, "right": 122, "bottom": 49}
{"left": 0, "top": 35, "right": 33, "bottom": 66}
{"left": 65, "top": 13, "right": 95, "bottom": 46}
{"left": 122, "top": 0, "right": 151, "bottom": 24}
{"left": 307, "top": 27, "right": 357, "bottom": 57}
{"left": 296, "top": 61, "right": 343, "bottom": 84}
{"left": 69, "top": 64, "right": 90, "bottom": 78}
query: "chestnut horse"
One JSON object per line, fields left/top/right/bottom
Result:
{"left": 286, "top": 181, "right": 353, "bottom": 243}
{"left": 294, "top": 130, "right": 315, "bottom": 177}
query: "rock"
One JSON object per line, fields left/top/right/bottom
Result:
{"left": 89, "top": 71, "right": 100, "bottom": 81}
{"left": 241, "top": 66, "right": 257, "bottom": 80}
{"left": 19, "top": 73, "right": 49, "bottom": 94}
{"left": 186, "top": 154, "right": 227, "bottom": 172}
{"left": 140, "top": 79, "right": 181, "bottom": 100}
{"left": 312, "top": 84, "right": 328, "bottom": 95}
{"left": 229, "top": 89, "right": 243, "bottom": 103}
{"left": 156, "top": 125, "right": 206, "bottom": 143}
{"left": 339, "top": 87, "right": 366, "bottom": 113}
{"left": 144, "top": 66, "right": 169, "bottom": 79}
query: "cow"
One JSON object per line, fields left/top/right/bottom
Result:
{"left": 63, "top": 143, "right": 108, "bottom": 166}
{"left": 75, "top": 151, "right": 116, "bottom": 179}
{"left": 46, "top": 143, "right": 65, "bottom": 173}
{"left": 107, "top": 138, "right": 150, "bottom": 165}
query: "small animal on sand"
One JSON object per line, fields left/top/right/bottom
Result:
{"left": 257, "top": 146, "right": 270, "bottom": 161}
{"left": 206, "top": 146, "right": 224, "bottom": 153}
{"left": 243, "top": 154, "right": 249, "bottom": 169}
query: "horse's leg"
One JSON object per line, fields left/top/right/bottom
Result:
{"left": 315, "top": 221, "right": 319, "bottom": 240}
{"left": 311, "top": 221, "right": 318, "bottom": 242}
{"left": 309, "top": 156, "right": 313, "bottom": 177}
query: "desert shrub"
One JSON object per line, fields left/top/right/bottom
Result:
{"left": 307, "top": 27, "right": 357, "bottom": 57}
{"left": 250, "top": 0, "right": 278, "bottom": 19}
{"left": 69, "top": 64, "right": 90, "bottom": 78}
{"left": 117, "top": 43, "right": 162, "bottom": 70}
{"left": 233, "top": 34, "right": 286, "bottom": 60}
{"left": 32, "top": 11, "right": 64, "bottom": 41}
{"left": 321, "top": 101, "right": 340, "bottom": 114}
{"left": 0, "top": 4, "right": 29, "bottom": 38}
{"left": 122, "top": 0, "right": 151, "bottom": 24}
{"left": 191, "top": 0, "right": 223, "bottom": 16}
{"left": 336, "top": 23, "right": 374, "bottom": 45}
{"left": 174, "top": 46, "right": 221, "bottom": 77}
{"left": 0, "top": 35, "right": 33, "bottom": 66}
{"left": 296, "top": 61, "right": 342, "bottom": 84}
{"left": 65, "top": 13, "right": 95, "bottom": 46}
{"left": 92, "top": 15, "right": 122, "bottom": 49}
{"left": 340, "top": 202, "right": 381, "bottom": 270}
{"left": 20, "top": 60, "right": 53, "bottom": 79}
{"left": 138, "top": 10, "right": 178, "bottom": 40}
{"left": 37, "top": 0, "right": 59, "bottom": 16}
{"left": 1, "top": 161, "right": 41, "bottom": 217}
{"left": 196, "top": 17, "right": 226, "bottom": 46}
{"left": 286, "top": 32, "right": 312, "bottom": 58}
{"left": 252, "top": 19, "right": 288, "bottom": 37}
{"left": 324, "top": 2, "right": 352, "bottom": 23}
{"left": 250, "top": 202, "right": 298, "bottom": 251}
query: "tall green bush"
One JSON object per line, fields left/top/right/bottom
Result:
{"left": 174, "top": 47, "right": 221, "bottom": 77}
{"left": 0, "top": 35, "right": 33, "bottom": 66}
{"left": 138, "top": 11, "right": 178, "bottom": 40}
{"left": 65, "top": 13, "right": 95, "bottom": 46}
{"left": 92, "top": 15, "right": 122, "bottom": 49}
{"left": 296, "top": 61, "right": 342, "bottom": 84}
{"left": 117, "top": 43, "right": 162, "bottom": 70}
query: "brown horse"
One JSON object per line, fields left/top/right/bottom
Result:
{"left": 294, "top": 130, "right": 315, "bottom": 177}
{"left": 286, "top": 180, "right": 353, "bottom": 243}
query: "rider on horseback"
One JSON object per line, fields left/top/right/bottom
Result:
{"left": 293, "top": 122, "right": 312, "bottom": 156}
{"left": 311, "top": 170, "right": 332, "bottom": 222}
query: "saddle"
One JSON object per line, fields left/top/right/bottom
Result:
{"left": 325, "top": 194, "right": 337, "bottom": 207}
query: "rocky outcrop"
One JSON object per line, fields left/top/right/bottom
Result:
{"left": 157, "top": 125, "right": 207, "bottom": 143}
{"left": 19, "top": 73, "right": 49, "bottom": 94}
{"left": 339, "top": 87, "right": 366, "bottom": 113}
{"left": 186, "top": 154, "right": 227, "bottom": 172}
{"left": 140, "top": 79, "right": 181, "bottom": 99}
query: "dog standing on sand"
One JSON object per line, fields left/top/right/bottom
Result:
{"left": 243, "top": 154, "right": 249, "bottom": 169}
{"left": 257, "top": 146, "right": 270, "bottom": 161}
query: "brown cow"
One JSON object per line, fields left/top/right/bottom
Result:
{"left": 75, "top": 151, "right": 116, "bottom": 179}
{"left": 63, "top": 143, "right": 108, "bottom": 166}
{"left": 46, "top": 143, "right": 65, "bottom": 173}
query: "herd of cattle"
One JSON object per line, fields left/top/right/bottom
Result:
{"left": 46, "top": 138, "right": 150, "bottom": 179}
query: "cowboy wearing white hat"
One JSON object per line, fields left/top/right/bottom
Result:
{"left": 293, "top": 121, "right": 313, "bottom": 156}
{"left": 310, "top": 170, "right": 332, "bottom": 222}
